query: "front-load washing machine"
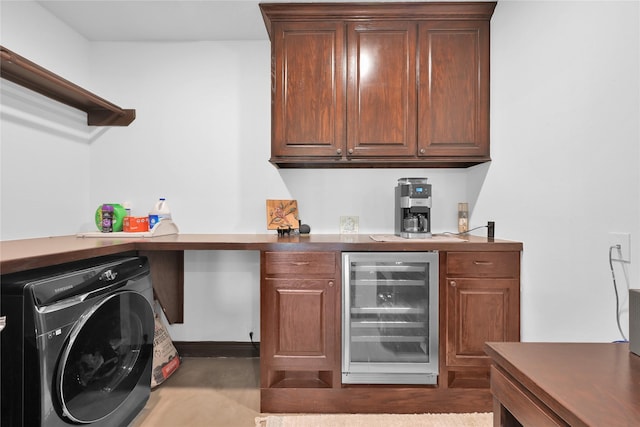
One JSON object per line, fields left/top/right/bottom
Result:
{"left": 1, "top": 256, "right": 155, "bottom": 426}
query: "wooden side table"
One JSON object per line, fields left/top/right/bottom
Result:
{"left": 485, "top": 342, "right": 640, "bottom": 427}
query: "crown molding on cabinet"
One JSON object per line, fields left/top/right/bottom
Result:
{"left": 260, "top": 1, "right": 497, "bottom": 40}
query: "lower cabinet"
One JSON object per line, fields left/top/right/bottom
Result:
{"left": 444, "top": 251, "right": 521, "bottom": 388}
{"left": 260, "top": 251, "right": 340, "bottom": 389}
{"left": 260, "top": 248, "right": 521, "bottom": 413}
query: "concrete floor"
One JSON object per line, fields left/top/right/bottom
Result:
{"left": 130, "top": 357, "right": 261, "bottom": 427}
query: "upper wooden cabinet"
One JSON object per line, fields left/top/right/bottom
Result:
{"left": 270, "top": 21, "right": 346, "bottom": 158}
{"left": 418, "top": 21, "right": 490, "bottom": 159}
{"left": 348, "top": 21, "right": 417, "bottom": 158}
{"left": 260, "top": 2, "right": 496, "bottom": 168}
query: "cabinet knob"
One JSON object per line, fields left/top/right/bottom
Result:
{"left": 348, "top": 148, "right": 354, "bottom": 155}
{"left": 450, "top": 281, "right": 457, "bottom": 287}
{"left": 419, "top": 148, "right": 426, "bottom": 154}
{"left": 328, "top": 281, "right": 334, "bottom": 287}
{"left": 337, "top": 149, "right": 342, "bottom": 155}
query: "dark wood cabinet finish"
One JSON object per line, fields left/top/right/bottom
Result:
{"left": 271, "top": 22, "right": 345, "bottom": 158}
{"left": 263, "top": 248, "right": 520, "bottom": 413}
{"left": 417, "top": 21, "right": 490, "bottom": 158}
{"left": 347, "top": 21, "right": 417, "bottom": 158}
{"left": 446, "top": 278, "right": 519, "bottom": 366}
{"left": 260, "top": 2, "right": 496, "bottom": 168}
{"left": 139, "top": 250, "right": 184, "bottom": 323}
{"left": 444, "top": 251, "right": 520, "bottom": 388}
{"left": 260, "top": 251, "right": 340, "bottom": 389}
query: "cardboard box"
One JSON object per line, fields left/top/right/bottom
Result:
{"left": 123, "top": 216, "right": 149, "bottom": 232}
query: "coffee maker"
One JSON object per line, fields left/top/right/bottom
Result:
{"left": 395, "top": 177, "right": 432, "bottom": 238}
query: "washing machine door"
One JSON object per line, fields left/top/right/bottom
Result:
{"left": 57, "top": 290, "right": 154, "bottom": 424}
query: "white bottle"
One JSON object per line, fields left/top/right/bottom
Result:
{"left": 149, "top": 197, "right": 172, "bottom": 229}
{"left": 155, "top": 198, "right": 172, "bottom": 220}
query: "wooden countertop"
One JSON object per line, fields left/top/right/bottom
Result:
{"left": 0, "top": 233, "right": 522, "bottom": 275}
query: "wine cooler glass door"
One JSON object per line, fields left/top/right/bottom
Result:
{"left": 342, "top": 252, "right": 438, "bottom": 384}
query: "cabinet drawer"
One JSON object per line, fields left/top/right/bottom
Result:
{"left": 447, "top": 252, "right": 519, "bottom": 278}
{"left": 265, "top": 252, "right": 336, "bottom": 276}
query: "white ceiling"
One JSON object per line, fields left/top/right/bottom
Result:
{"left": 36, "top": 0, "right": 423, "bottom": 42}
{"left": 36, "top": 1, "right": 271, "bottom": 41}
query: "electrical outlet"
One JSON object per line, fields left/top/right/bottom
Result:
{"left": 609, "top": 232, "right": 631, "bottom": 263}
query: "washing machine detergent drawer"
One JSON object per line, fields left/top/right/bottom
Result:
{"left": 1, "top": 256, "right": 155, "bottom": 427}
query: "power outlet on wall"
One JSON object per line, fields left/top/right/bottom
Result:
{"left": 609, "top": 232, "right": 631, "bottom": 263}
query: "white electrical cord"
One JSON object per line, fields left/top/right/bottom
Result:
{"left": 609, "top": 245, "right": 628, "bottom": 341}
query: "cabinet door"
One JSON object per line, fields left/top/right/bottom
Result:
{"left": 347, "top": 21, "right": 417, "bottom": 157}
{"left": 446, "top": 278, "right": 519, "bottom": 367}
{"left": 271, "top": 21, "right": 346, "bottom": 158}
{"left": 418, "top": 21, "right": 490, "bottom": 158}
{"left": 262, "top": 278, "right": 337, "bottom": 370}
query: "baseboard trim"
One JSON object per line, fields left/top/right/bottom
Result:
{"left": 173, "top": 341, "right": 260, "bottom": 358}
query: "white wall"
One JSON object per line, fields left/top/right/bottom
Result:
{"left": 1, "top": 1, "right": 638, "bottom": 343}
{"left": 0, "top": 1, "right": 93, "bottom": 239}
{"left": 479, "top": 0, "right": 640, "bottom": 342}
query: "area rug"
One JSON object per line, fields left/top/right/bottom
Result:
{"left": 255, "top": 412, "right": 492, "bottom": 427}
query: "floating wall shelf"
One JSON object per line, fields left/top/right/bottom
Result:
{"left": 0, "top": 46, "right": 135, "bottom": 126}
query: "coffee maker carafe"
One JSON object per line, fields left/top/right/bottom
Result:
{"left": 395, "top": 178, "right": 432, "bottom": 238}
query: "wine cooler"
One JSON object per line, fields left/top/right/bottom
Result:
{"left": 342, "top": 252, "right": 438, "bottom": 384}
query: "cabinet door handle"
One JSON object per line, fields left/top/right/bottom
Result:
{"left": 328, "top": 281, "right": 334, "bottom": 287}
{"left": 291, "top": 262, "right": 310, "bottom": 266}
{"left": 336, "top": 148, "right": 342, "bottom": 155}
{"left": 348, "top": 148, "right": 353, "bottom": 154}
{"left": 474, "top": 261, "right": 493, "bottom": 265}
{"left": 450, "top": 281, "right": 457, "bottom": 287}
{"left": 419, "top": 148, "right": 426, "bottom": 154}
